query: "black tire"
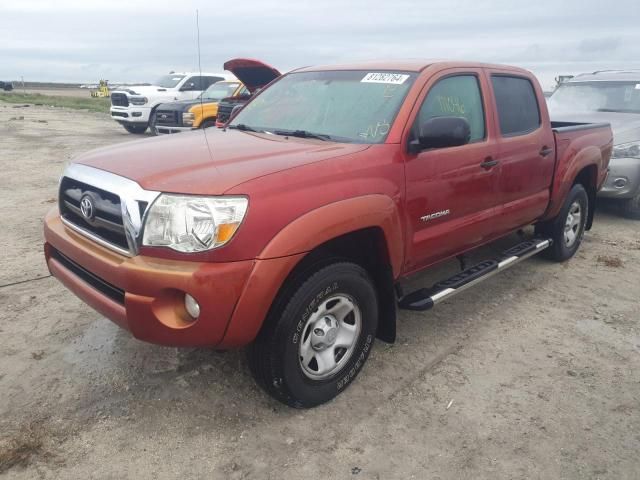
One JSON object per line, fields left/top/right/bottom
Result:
{"left": 148, "top": 111, "right": 159, "bottom": 136}
{"left": 620, "top": 194, "right": 640, "bottom": 220}
{"left": 123, "top": 124, "right": 147, "bottom": 134}
{"left": 248, "top": 262, "right": 378, "bottom": 408}
{"left": 539, "top": 183, "right": 589, "bottom": 261}
{"left": 200, "top": 119, "right": 216, "bottom": 129}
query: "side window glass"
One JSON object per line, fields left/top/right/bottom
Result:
{"left": 491, "top": 75, "right": 541, "bottom": 136}
{"left": 182, "top": 76, "right": 198, "bottom": 90}
{"left": 203, "top": 76, "right": 224, "bottom": 89}
{"left": 417, "top": 75, "right": 485, "bottom": 142}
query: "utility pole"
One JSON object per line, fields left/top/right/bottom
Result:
{"left": 21, "top": 76, "right": 25, "bottom": 94}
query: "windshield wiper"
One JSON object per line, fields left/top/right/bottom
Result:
{"left": 228, "top": 124, "right": 260, "bottom": 132}
{"left": 273, "top": 129, "right": 332, "bottom": 141}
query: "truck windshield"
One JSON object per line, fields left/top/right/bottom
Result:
{"left": 549, "top": 81, "right": 640, "bottom": 114}
{"left": 200, "top": 82, "right": 241, "bottom": 101}
{"left": 229, "top": 70, "right": 417, "bottom": 143}
{"left": 154, "top": 75, "right": 186, "bottom": 88}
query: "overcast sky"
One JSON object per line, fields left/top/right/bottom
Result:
{"left": 1, "top": 0, "right": 638, "bottom": 90}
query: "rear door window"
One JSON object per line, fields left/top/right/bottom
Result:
{"left": 417, "top": 75, "right": 486, "bottom": 143}
{"left": 491, "top": 75, "right": 541, "bottom": 136}
{"left": 202, "top": 76, "right": 225, "bottom": 89}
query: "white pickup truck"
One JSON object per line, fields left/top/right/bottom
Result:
{"left": 109, "top": 72, "right": 233, "bottom": 134}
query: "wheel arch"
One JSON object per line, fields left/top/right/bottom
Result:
{"left": 572, "top": 164, "right": 598, "bottom": 230}
{"left": 222, "top": 195, "right": 404, "bottom": 347}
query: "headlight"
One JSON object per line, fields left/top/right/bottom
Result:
{"left": 182, "top": 112, "right": 195, "bottom": 126}
{"left": 612, "top": 141, "right": 640, "bottom": 159}
{"left": 129, "top": 96, "right": 148, "bottom": 105}
{"left": 142, "top": 195, "right": 248, "bottom": 253}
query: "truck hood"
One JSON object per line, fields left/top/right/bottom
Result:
{"left": 552, "top": 112, "right": 640, "bottom": 144}
{"left": 73, "top": 129, "right": 369, "bottom": 195}
{"left": 223, "top": 58, "right": 280, "bottom": 93}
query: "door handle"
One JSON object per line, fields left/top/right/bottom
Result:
{"left": 539, "top": 146, "right": 554, "bottom": 157}
{"left": 480, "top": 157, "right": 499, "bottom": 170}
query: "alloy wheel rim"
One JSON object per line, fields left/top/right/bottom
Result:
{"left": 564, "top": 201, "right": 582, "bottom": 247}
{"left": 298, "top": 293, "right": 362, "bottom": 380}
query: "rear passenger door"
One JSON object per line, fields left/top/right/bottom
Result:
{"left": 486, "top": 72, "right": 555, "bottom": 232}
{"left": 404, "top": 70, "right": 501, "bottom": 272}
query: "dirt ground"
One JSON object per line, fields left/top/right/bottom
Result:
{"left": 1, "top": 102, "right": 639, "bottom": 479}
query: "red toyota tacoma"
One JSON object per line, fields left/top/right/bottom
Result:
{"left": 44, "top": 61, "right": 612, "bottom": 407}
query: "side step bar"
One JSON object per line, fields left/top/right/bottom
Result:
{"left": 398, "top": 238, "right": 552, "bottom": 311}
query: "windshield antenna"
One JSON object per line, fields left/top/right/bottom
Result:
{"left": 196, "top": 9, "right": 204, "bottom": 118}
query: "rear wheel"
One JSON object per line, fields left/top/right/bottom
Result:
{"left": 123, "top": 124, "right": 147, "bottom": 134}
{"left": 248, "top": 262, "right": 378, "bottom": 408}
{"left": 620, "top": 193, "right": 640, "bottom": 220}
{"left": 538, "top": 183, "right": 589, "bottom": 261}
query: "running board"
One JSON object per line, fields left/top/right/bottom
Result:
{"left": 398, "top": 238, "right": 552, "bottom": 311}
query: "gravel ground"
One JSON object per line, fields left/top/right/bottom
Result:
{"left": 1, "top": 102, "right": 639, "bottom": 479}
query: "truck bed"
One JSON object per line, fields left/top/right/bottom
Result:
{"left": 551, "top": 120, "right": 611, "bottom": 133}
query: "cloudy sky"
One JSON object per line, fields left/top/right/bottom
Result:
{"left": 1, "top": 0, "right": 638, "bottom": 90}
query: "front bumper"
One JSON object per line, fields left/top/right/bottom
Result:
{"left": 44, "top": 208, "right": 255, "bottom": 347}
{"left": 599, "top": 157, "right": 640, "bottom": 199}
{"left": 110, "top": 106, "right": 151, "bottom": 124}
{"left": 44, "top": 208, "right": 304, "bottom": 348}
{"left": 156, "top": 125, "right": 193, "bottom": 135}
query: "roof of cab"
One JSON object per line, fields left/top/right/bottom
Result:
{"left": 568, "top": 70, "right": 640, "bottom": 83}
{"left": 293, "top": 60, "right": 532, "bottom": 75}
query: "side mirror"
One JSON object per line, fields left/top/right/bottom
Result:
{"left": 180, "top": 82, "right": 196, "bottom": 91}
{"left": 409, "top": 116, "right": 471, "bottom": 153}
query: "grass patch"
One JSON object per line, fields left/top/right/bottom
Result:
{"left": 597, "top": 255, "right": 623, "bottom": 268}
{"left": 0, "top": 92, "right": 110, "bottom": 113}
{"left": 0, "top": 422, "right": 48, "bottom": 474}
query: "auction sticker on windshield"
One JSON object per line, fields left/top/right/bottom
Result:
{"left": 361, "top": 72, "right": 410, "bottom": 84}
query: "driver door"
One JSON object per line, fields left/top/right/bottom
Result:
{"left": 178, "top": 76, "right": 203, "bottom": 100}
{"left": 403, "top": 69, "right": 501, "bottom": 273}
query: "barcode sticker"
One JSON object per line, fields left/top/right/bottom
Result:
{"left": 361, "top": 72, "right": 410, "bottom": 85}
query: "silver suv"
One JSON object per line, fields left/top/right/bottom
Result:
{"left": 548, "top": 70, "right": 640, "bottom": 218}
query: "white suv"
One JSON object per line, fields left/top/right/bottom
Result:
{"left": 110, "top": 72, "right": 233, "bottom": 134}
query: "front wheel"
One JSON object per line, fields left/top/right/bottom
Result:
{"left": 620, "top": 193, "right": 640, "bottom": 220}
{"left": 122, "top": 123, "right": 148, "bottom": 134}
{"left": 248, "top": 262, "right": 378, "bottom": 408}
{"left": 200, "top": 119, "right": 216, "bottom": 129}
{"left": 148, "top": 112, "right": 159, "bottom": 136}
{"left": 539, "top": 183, "right": 589, "bottom": 261}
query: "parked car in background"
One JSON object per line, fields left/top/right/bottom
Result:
{"left": 150, "top": 80, "right": 246, "bottom": 135}
{"left": 548, "top": 70, "right": 640, "bottom": 218}
{"left": 0, "top": 81, "right": 13, "bottom": 91}
{"left": 44, "top": 60, "right": 612, "bottom": 407}
{"left": 215, "top": 58, "right": 281, "bottom": 127}
{"left": 109, "top": 72, "right": 233, "bottom": 134}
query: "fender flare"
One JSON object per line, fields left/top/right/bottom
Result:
{"left": 220, "top": 195, "right": 404, "bottom": 347}
{"left": 544, "top": 146, "right": 602, "bottom": 221}
{"left": 258, "top": 194, "right": 404, "bottom": 277}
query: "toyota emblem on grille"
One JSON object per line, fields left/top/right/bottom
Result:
{"left": 160, "top": 114, "right": 168, "bottom": 119}
{"left": 80, "top": 195, "right": 95, "bottom": 221}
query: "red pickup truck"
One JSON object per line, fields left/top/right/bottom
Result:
{"left": 44, "top": 61, "right": 612, "bottom": 408}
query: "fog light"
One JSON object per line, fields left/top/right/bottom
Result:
{"left": 184, "top": 294, "right": 200, "bottom": 319}
{"left": 614, "top": 177, "right": 628, "bottom": 188}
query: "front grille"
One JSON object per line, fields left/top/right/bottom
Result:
{"left": 59, "top": 177, "right": 129, "bottom": 251}
{"left": 155, "top": 109, "right": 179, "bottom": 126}
{"left": 216, "top": 101, "right": 238, "bottom": 125}
{"left": 111, "top": 93, "right": 129, "bottom": 107}
{"left": 52, "top": 248, "right": 125, "bottom": 304}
